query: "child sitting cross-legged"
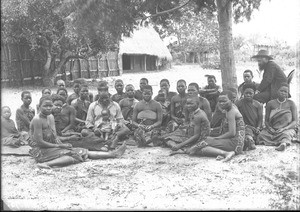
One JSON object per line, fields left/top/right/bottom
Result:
{"left": 1, "top": 106, "right": 30, "bottom": 147}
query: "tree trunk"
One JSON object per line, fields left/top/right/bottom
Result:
{"left": 42, "top": 50, "right": 67, "bottom": 86}
{"left": 216, "top": 0, "right": 237, "bottom": 90}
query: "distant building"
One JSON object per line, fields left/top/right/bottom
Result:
{"left": 119, "top": 26, "right": 172, "bottom": 73}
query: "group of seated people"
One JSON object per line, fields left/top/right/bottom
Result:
{"left": 1, "top": 71, "right": 298, "bottom": 169}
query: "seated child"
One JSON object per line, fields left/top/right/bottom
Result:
{"left": 2, "top": 106, "right": 29, "bottom": 147}
{"left": 36, "top": 88, "right": 52, "bottom": 113}
{"left": 16, "top": 91, "right": 35, "bottom": 132}
{"left": 134, "top": 78, "right": 148, "bottom": 101}
{"left": 94, "top": 109, "right": 116, "bottom": 141}
{"left": 111, "top": 79, "right": 127, "bottom": 103}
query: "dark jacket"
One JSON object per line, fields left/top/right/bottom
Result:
{"left": 257, "top": 61, "right": 287, "bottom": 99}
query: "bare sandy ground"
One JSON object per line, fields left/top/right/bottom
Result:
{"left": 1, "top": 63, "right": 299, "bottom": 210}
{"left": 2, "top": 144, "right": 299, "bottom": 210}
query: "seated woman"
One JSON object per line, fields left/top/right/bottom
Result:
{"left": 71, "top": 85, "right": 91, "bottom": 133}
{"left": 160, "top": 97, "right": 210, "bottom": 156}
{"left": 155, "top": 89, "right": 172, "bottom": 129}
{"left": 199, "top": 75, "right": 221, "bottom": 112}
{"left": 132, "top": 85, "right": 163, "bottom": 147}
{"left": 36, "top": 88, "right": 52, "bottom": 113}
{"left": 2, "top": 106, "right": 29, "bottom": 147}
{"left": 257, "top": 83, "right": 298, "bottom": 151}
{"left": 111, "top": 79, "right": 127, "bottom": 103}
{"left": 187, "top": 90, "right": 245, "bottom": 162}
{"left": 167, "top": 80, "right": 188, "bottom": 132}
{"left": 236, "top": 83, "right": 263, "bottom": 150}
{"left": 29, "top": 96, "right": 126, "bottom": 169}
{"left": 55, "top": 88, "right": 78, "bottom": 136}
{"left": 16, "top": 91, "right": 35, "bottom": 132}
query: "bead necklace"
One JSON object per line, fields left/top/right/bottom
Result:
{"left": 277, "top": 98, "right": 286, "bottom": 109}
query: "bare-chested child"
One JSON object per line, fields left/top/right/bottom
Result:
{"left": 55, "top": 87, "right": 77, "bottom": 135}
{"left": 111, "top": 79, "right": 127, "bottom": 103}
{"left": 154, "top": 79, "right": 177, "bottom": 129}
{"left": 29, "top": 96, "right": 126, "bottom": 169}
{"left": 187, "top": 83, "right": 212, "bottom": 121}
{"left": 257, "top": 83, "right": 298, "bottom": 151}
{"left": 119, "top": 84, "right": 139, "bottom": 129}
{"left": 71, "top": 84, "right": 90, "bottom": 133}
{"left": 132, "top": 85, "right": 163, "bottom": 147}
{"left": 36, "top": 88, "right": 52, "bottom": 113}
{"left": 66, "top": 81, "right": 81, "bottom": 105}
{"left": 134, "top": 78, "right": 148, "bottom": 101}
{"left": 16, "top": 91, "right": 35, "bottom": 132}
{"left": 236, "top": 83, "right": 263, "bottom": 150}
{"left": 167, "top": 79, "right": 188, "bottom": 132}
{"left": 160, "top": 97, "right": 210, "bottom": 156}
{"left": 2, "top": 106, "right": 29, "bottom": 147}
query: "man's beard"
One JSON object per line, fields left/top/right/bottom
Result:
{"left": 258, "top": 62, "right": 266, "bottom": 71}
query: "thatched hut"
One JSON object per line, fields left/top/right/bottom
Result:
{"left": 119, "top": 26, "right": 172, "bottom": 73}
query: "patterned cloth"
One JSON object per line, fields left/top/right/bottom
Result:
{"left": 257, "top": 109, "right": 296, "bottom": 146}
{"left": 193, "top": 116, "right": 245, "bottom": 154}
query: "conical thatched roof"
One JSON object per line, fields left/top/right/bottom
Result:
{"left": 119, "top": 26, "right": 172, "bottom": 60}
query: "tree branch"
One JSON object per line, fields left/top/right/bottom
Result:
{"left": 135, "top": 0, "right": 192, "bottom": 21}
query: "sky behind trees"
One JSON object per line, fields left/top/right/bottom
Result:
{"left": 233, "top": 0, "right": 300, "bottom": 45}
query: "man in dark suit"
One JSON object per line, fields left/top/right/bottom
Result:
{"left": 252, "top": 50, "right": 288, "bottom": 104}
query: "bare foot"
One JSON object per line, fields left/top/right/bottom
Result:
{"left": 169, "top": 149, "right": 185, "bottom": 156}
{"left": 223, "top": 151, "right": 235, "bottom": 162}
{"left": 216, "top": 155, "right": 224, "bottom": 161}
{"left": 111, "top": 142, "right": 126, "bottom": 157}
{"left": 37, "top": 163, "right": 51, "bottom": 169}
{"left": 249, "top": 142, "right": 257, "bottom": 150}
{"left": 275, "top": 143, "right": 286, "bottom": 151}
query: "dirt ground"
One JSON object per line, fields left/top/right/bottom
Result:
{"left": 1, "top": 64, "right": 300, "bottom": 210}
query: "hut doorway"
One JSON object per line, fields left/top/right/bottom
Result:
{"left": 122, "top": 54, "right": 131, "bottom": 71}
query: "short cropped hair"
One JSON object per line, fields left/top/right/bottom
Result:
{"left": 186, "top": 96, "right": 200, "bottom": 106}
{"left": 39, "top": 96, "right": 53, "bottom": 107}
{"left": 140, "top": 78, "right": 149, "bottom": 84}
{"left": 125, "top": 84, "right": 135, "bottom": 90}
{"left": 243, "top": 83, "right": 256, "bottom": 93}
{"left": 219, "top": 90, "right": 234, "bottom": 101}
{"left": 21, "top": 91, "right": 31, "bottom": 98}
{"left": 51, "top": 94, "right": 66, "bottom": 104}
{"left": 42, "top": 88, "right": 51, "bottom": 94}
{"left": 244, "top": 69, "right": 253, "bottom": 77}
{"left": 188, "top": 83, "right": 200, "bottom": 91}
{"left": 2, "top": 106, "right": 10, "bottom": 111}
{"left": 143, "top": 85, "right": 153, "bottom": 92}
{"left": 97, "top": 80, "right": 108, "bottom": 89}
{"left": 205, "top": 75, "right": 217, "bottom": 82}
{"left": 115, "top": 79, "right": 124, "bottom": 84}
{"left": 177, "top": 79, "right": 186, "bottom": 85}
{"left": 160, "top": 79, "right": 170, "bottom": 85}
{"left": 57, "top": 87, "right": 68, "bottom": 95}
